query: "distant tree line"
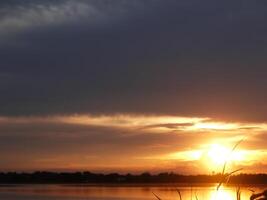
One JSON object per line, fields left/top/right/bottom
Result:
{"left": 0, "top": 172, "right": 267, "bottom": 184}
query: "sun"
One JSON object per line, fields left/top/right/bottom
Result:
{"left": 207, "top": 144, "right": 231, "bottom": 165}
{"left": 205, "top": 143, "right": 245, "bottom": 166}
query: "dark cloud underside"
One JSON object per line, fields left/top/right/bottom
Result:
{"left": 0, "top": 0, "right": 267, "bottom": 121}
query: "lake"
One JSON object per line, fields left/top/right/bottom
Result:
{"left": 0, "top": 184, "right": 266, "bottom": 200}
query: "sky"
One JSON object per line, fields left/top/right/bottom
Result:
{"left": 1, "top": 0, "right": 267, "bottom": 174}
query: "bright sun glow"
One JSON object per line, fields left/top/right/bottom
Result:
{"left": 165, "top": 143, "right": 246, "bottom": 169}
{"left": 206, "top": 144, "right": 245, "bottom": 165}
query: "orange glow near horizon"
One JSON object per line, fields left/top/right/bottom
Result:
{"left": 163, "top": 141, "right": 265, "bottom": 173}
{"left": 1, "top": 114, "right": 267, "bottom": 173}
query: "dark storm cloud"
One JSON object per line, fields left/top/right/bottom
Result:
{"left": 1, "top": 0, "right": 267, "bottom": 121}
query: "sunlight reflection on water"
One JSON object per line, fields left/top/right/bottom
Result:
{"left": 0, "top": 184, "right": 265, "bottom": 200}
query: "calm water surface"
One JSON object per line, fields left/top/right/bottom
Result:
{"left": 0, "top": 184, "right": 266, "bottom": 200}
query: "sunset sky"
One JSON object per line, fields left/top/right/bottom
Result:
{"left": 1, "top": 0, "right": 267, "bottom": 174}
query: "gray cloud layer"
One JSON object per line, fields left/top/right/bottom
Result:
{"left": 1, "top": 0, "right": 267, "bottom": 122}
